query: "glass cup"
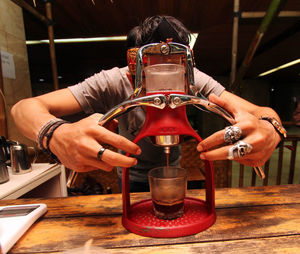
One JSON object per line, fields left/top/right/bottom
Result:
{"left": 144, "top": 64, "right": 185, "bottom": 93}
{"left": 148, "top": 167, "right": 187, "bottom": 220}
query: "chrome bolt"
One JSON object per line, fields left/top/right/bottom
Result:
{"left": 160, "top": 44, "right": 170, "bottom": 55}
{"left": 153, "top": 97, "right": 162, "bottom": 105}
{"left": 173, "top": 96, "right": 181, "bottom": 105}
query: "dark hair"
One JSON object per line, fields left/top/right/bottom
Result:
{"left": 126, "top": 26, "right": 142, "bottom": 49}
{"left": 126, "top": 15, "right": 191, "bottom": 49}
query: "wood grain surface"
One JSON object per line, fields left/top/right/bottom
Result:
{"left": 1, "top": 184, "right": 299, "bottom": 253}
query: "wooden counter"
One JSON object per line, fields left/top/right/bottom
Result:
{"left": 1, "top": 184, "right": 300, "bottom": 253}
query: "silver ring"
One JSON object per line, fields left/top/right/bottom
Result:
{"left": 227, "top": 141, "right": 252, "bottom": 160}
{"left": 97, "top": 147, "right": 106, "bottom": 161}
{"left": 224, "top": 126, "right": 242, "bottom": 143}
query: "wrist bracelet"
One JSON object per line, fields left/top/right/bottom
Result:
{"left": 37, "top": 118, "right": 69, "bottom": 163}
{"left": 45, "top": 120, "right": 69, "bottom": 150}
{"left": 37, "top": 118, "right": 64, "bottom": 149}
{"left": 259, "top": 116, "right": 287, "bottom": 148}
{"left": 44, "top": 120, "right": 69, "bottom": 163}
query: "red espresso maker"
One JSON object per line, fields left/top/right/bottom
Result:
{"left": 100, "top": 42, "right": 234, "bottom": 237}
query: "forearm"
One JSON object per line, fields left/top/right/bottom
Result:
{"left": 11, "top": 98, "right": 57, "bottom": 142}
{"left": 10, "top": 89, "right": 141, "bottom": 172}
{"left": 11, "top": 88, "right": 82, "bottom": 143}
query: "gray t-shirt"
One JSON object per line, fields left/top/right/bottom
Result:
{"left": 68, "top": 66, "right": 225, "bottom": 182}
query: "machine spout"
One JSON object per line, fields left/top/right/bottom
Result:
{"left": 155, "top": 135, "right": 180, "bottom": 146}
{"left": 164, "top": 146, "right": 171, "bottom": 154}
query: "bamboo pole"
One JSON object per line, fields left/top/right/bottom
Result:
{"left": 242, "top": 11, "right": 300, "bottom": 19}
{"left": 231, "top": 0, "right": 287, "bottom": 93}
{"left": 0, "top": 56, "right": 8, "bottom": 138}
{"left": 45, "top": 0, "right": 59, "bottom": 90}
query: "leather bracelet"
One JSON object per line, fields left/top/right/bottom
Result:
{"left": 259, "top": 116, "right": 287, "bottom": 147}
{"left": 37, "top": 118, "right": 69, "bottom": 163}
{"left": 44, "top": 120, "right": 69, "bottom": 163}
{"left": 37, "top": 118, "right": 64, "bottom": 149}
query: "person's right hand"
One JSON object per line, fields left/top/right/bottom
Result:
{"left": 48, "top": 113, "right": 141, "bottom": 172}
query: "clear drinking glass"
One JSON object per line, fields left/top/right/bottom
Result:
{"left": 148, "top": 167, "right": 187, "bottom": 220}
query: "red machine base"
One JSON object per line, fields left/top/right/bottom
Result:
{"left": 122, "top": 197, "right": 216, "bottom": 238}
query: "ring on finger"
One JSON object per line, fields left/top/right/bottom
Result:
{"left": 224, "top": 126, "right": 242, "bottom": 143}
{"left": 97, "top": 147, "right": 106, "bottom": 161}
{"left": 227, "top": 141, "right": 252, "bottom": 160}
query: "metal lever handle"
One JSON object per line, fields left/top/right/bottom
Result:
{"left": 168, "top": 94, "right": 235, "bottom": 124}
{"left": 98, "top": 94, "right": 167, "bottom": 125}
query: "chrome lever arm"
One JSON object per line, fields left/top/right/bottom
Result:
{"left": 98, "top": 94, "right": 167, "bottom": 125}
{"left": 168, "top": 94, "right": 235, "bottom": 125}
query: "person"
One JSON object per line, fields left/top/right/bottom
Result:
{"left": 11, "top": 15, "right": 285, "bottom": 192}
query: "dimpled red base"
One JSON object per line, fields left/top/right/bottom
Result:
{"left": 122, "top": 197, "right": 216, "bottom": 238}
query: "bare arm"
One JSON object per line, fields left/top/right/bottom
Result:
{"left": 11, "top": 88, "right": 141, "bottom": 172}
{"left": 11, "top": 88, "right": 82, "bottom": 141}
{"left": 197, "top": 90, "right": 282, "bottom": 167}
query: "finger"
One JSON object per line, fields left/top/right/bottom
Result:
{"left": 61, "top": 150, "right": 114, "bottom": 172}
{"left": 199, "top": 139, "right": 254, "bottom": 161}
{"left": 199, "top": 145, "right": 231, "bottom": 161}
{"left": 198, "top": 124, "right": 246, "bottom": 152}
{"left": 95, "top": 147, "right": 138, "bottom": 168}
{"left": 197, "top": 129, "right": 225, "bottom": 152}
{"left": 94, "top": 126, "right": 141, "bottom": 155}
{"left": 236, "top": 151, "right": 266, "bottom": 167}
{"left": 73, "top": 163, "right": 113, "bottom": 173}
{"left": 235, "top": 159, "right": 263, "bottom": 168}
{"left": 87, "top": 114, "right": 141, "bottom": 155}
{"left": 82, "top": 141, "right": 138, "bottom": 168}
{"left": 74, "top": 148, "right": 138, "bottom": 172}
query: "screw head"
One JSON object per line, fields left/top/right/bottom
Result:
{"left": 173, "top": 97, "right": 181, "bottom": 105}
{"left": 160, "top": 44, "right": 170, "bottom": 55}
{"left": 153, "top": 97, "right": 161, "bottom": 105}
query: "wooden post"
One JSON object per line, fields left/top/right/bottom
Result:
{"left": 230, "top": 0, "right": 240, "bottom": 90}
{"left": 45, "top": 0, "right": 59, "bottom": 90}
{"left": 11, "top": 0, "right": 59, "bottom": 90}
{"left": 10, "top": 0, "right": 50, "bottom": 25}
{"left": 0, "top": 56, "right": 8, "bottom": 138}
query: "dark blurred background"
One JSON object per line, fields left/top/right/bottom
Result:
{"left": 22, "top": 0, "right": 300, "bottom": 125}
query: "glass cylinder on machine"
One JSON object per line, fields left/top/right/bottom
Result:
{"left": 144, "top": 64, "right": 185, "bottom": 93}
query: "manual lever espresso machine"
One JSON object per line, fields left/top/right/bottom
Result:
{"left": 99, "top": 42, "right": 234, "bottom": 237}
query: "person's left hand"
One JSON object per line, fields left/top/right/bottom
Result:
{"left": 197, "top": 94, "right": 281, "bottom": 167}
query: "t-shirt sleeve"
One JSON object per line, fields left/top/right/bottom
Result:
{"left": 68, "top": 67, "right": 132, "bottom": 114}
{"left": 193, "top": 68, "right": 225, "bottom": 97}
